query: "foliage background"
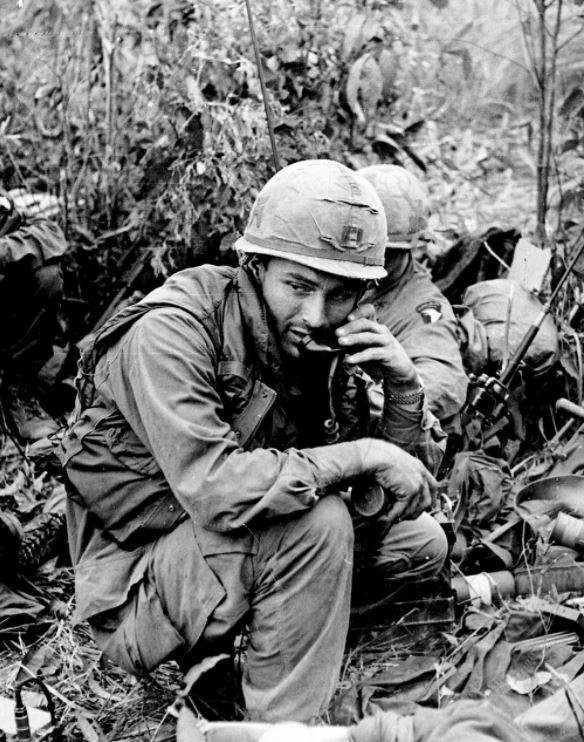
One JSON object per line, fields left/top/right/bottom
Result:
{"left": 0, "top": 0, "right": 583, "bottom": 334}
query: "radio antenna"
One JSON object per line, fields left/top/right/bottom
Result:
{"left": 244, "top": 0, "right": 281, "bottom": 172}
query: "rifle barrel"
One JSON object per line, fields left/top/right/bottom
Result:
{"left": 545, "top": 227, "right": 584, "bottom": 309}
{"left": 499, "top": 320, "right": 542, "bottom": 385}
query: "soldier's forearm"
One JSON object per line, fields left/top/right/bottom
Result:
{"left": 302, "top": 440, "right": 369, "bottom": 492}
{"left": 305, "top": 437, "right": 419, "bottom": 492}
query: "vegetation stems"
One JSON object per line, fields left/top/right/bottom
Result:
{"left": 517, "top": 11, "right": 539, "bottom": 90}
{"left": 60, "top": 161, "right": 69, "bottom": 239}
{"left": 96, "top": 0, "right": 118, "bottom": 227}
{"left": 104, "top": 33, "right": 114, "bottom": 166}
{"left": 533, "top": 0, "right": 563, "bottom": 247}
{"left": 71, "top": 10, "right": 94, "bottom": 232}
{"left": 535, "top": 0, "right": 548, "bottom": 246}
{"left": 63, "top": 13, "right": 89, "bottom": 232}
{"left": 544, "top": 0, "right": 563, "bottom": 249}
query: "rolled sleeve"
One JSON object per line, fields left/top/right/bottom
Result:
{"left": 0, "top": 218, "right": 67, "bottom": 271}
{"left": 367, "top": 377, "right": 446, "bottom": 472}
{"left": 398, "top": 321, "right": 468, "bottom": 422}
{"left": 373, "top": 260, "right": 468, "bottom": 422}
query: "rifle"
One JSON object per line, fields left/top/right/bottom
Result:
{"left": 435, "top": 228, "right": 584, "bottom": 482}
{"left": 345, "top": 228, "right": 584, "bottom": 511}
{"left": 90, "top": 246, "right": 154, "bottom": 334}
{"left": 467, "top": 227, "right": 584, "bottom": 427}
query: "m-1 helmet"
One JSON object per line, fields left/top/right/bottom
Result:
{"left": 235, "top": 159, "right": 387, "bottom": 280}
{"left": 358, "top": 164, "right": 430, "bottom": 250}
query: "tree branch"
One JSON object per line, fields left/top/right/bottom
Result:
{"left": 557, "top": 22, "right": 584, "bottom": 53}
{"left": 440, "top": 38, "right": 532, "bottom": 74}
{"left": 535, "top": 0, "right": 548, "bottom": 245}
{"left": 517, "top": 11, "right": 541, "bottom": 89}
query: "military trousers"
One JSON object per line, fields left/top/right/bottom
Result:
{"left": 91, "top": 497, "right": 447, "bottom": 722}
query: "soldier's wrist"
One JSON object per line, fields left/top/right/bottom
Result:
{"left": 356, "top": 438, "right": 396, "bottom": 474}
{"left": 386, "top": 385, "right": 424, "bottom": 406}
{"left": 385, "top": 370, "right": 422, "bottom": 391}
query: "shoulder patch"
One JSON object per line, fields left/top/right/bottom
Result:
{"left": 416, "top": 300, "right": 442, "bottom": 324}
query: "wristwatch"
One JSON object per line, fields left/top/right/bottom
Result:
{"left": 386, "top": 385, "right": 425, "bottom": 405}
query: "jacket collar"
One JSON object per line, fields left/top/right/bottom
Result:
{"left": 235, "top": 266, "right": 284, "bottom": 381}
{"left": 370, "top": 252, "right": 413, "bottom": 299}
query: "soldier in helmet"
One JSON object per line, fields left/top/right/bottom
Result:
{"left": 60, "top": 160, "right": 447, "bottom": 722}
{"left": 358, "top": 165, "right": 468, "bottom": 430}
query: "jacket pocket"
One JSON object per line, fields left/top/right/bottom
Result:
{"left": 218, "top": 363, "right": 277, "bottom": 450}
{"left": 66, "top": 424, "right": 184, "bottom": 549}
{"left": 108, "top": 425, "right": 161, "bottom": 476}
{"left": 231, "top": 379, "right": 277, "bottom": 449}
{"left": 193, "top": 522, "right": 257, "bottom": 556}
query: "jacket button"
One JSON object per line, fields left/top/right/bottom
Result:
{"left": 169, "top": 504, "right": 176, "bottom": 512}
{"left": 235, "top": 430, "right": 241, "bottom": 438}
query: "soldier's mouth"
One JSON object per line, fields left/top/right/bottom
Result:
{"left": 287, "top": 328, "right": 310, "bottom": 343}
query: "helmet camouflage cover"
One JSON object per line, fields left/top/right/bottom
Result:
{"left": 358, "top": 164, "right": 430, "bottom": 250}
{"left": 235, "top": 159, "right": 387, "bottom": 280}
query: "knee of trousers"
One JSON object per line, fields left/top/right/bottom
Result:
{"left": 300, "top": 496, "right": 354, "bottom": 563}
{"left": 376, "top": 513, "right": 448, "bottom": 582}
{"left": 414, "top": 516, "right": 449, "bottom": 579}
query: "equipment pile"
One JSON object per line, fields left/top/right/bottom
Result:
{"left": 320, "top": 228, "right": 584, "bottom": 733}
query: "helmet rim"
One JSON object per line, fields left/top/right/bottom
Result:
{"left": 236, "top": 238, "right": 387, "bottom": 280}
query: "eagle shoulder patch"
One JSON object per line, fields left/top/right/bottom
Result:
{"left": 416, "top": 300, "right": 442, "bottom": 324}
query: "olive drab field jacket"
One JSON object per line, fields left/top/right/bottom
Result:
{"left": 60, "top": 265, "right": 443, "bottom": 624}
{"left": 0, "top": 216, "right": 67, "bottom": 271}
{"left": 371, "top": 257, "right": 468, "bottom": 425}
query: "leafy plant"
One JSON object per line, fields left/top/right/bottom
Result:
{"left": 2, "top": 0, "right": 580, "bottom": 333}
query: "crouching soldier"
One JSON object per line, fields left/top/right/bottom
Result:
{"left": 358, "top": 165, "right": 468, "bottom": 431}
{"left": 60, "top": 160, "right": 447, "bottom": 722}
{"left": 0, "top": 189, "right": 67, "bottom": 442}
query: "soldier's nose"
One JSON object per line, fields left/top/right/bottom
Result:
{"left": 302, "top": 293, "right": 327, "bottom": 330}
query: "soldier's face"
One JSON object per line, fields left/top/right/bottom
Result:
{"left": 256, "top": 257, "right": 361, "bottom": 360}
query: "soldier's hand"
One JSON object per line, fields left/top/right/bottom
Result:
{"left": 360, "top": 438, "right": 437, "bottom": 525}
{"left": 335, "top": 304, "right": 418, "bottom": 386}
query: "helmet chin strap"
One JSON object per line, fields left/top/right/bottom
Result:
{"left": 242, "top": 254, "right": 267, "bottom": 285}
{"left": 354, "top": 280, "right": 373, "bottom": 308}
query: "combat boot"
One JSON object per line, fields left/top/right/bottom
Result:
{"left": 3, "top": 379, "right": 59, "bottom": 442}
{"left": 0, "top": 511, "right": 23, "bottom": 564}
{"left": 0, "top": 511, "right": 66, "bottom": 574}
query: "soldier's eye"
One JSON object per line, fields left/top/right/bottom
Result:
{"left": 330, "top": 289, "right": 355, "bottom": 303}
{"left": 288, "top": 282, "right": 311, "bottom": 293}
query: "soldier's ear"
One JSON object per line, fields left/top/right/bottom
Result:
{"left": 247, "top": 254, "right": 269, "bottom": 284}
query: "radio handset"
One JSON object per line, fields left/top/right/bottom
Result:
{"left": 298, "top": 335, "right": 344, "bottom": 356}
